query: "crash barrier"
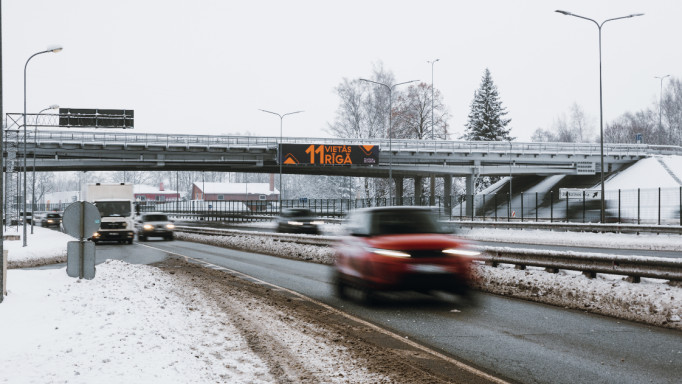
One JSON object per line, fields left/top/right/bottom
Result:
{"left": 481, "top": 246, "right": 682, "bottom": 283}
{"left": 451, "top": 221, "right": 682, "bottom": 235}
{"left": 174, "top": 226, "right": 682, "bottom": 282}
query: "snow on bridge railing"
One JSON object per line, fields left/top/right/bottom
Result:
{"left": 31, "top": 130, "right": 682, "bottom": 157}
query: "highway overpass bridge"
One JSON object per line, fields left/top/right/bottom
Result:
{"left": 4, "top": 129, "right": 681, "bottom": 209}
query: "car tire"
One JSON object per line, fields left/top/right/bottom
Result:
{"left": 333, "top": 272, "right": 348, "bottom": 299}
{"left": 138, "top": 235, "right": 146, "bottom": 242}
{"left": 166, "top": 234, "right": 174, "bottom": 241}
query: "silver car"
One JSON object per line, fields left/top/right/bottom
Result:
{"left": 135, "top": 213, "right": 175, "bottom": 241}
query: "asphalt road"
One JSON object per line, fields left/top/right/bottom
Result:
{"left": 97, "top": 240, "right": 682, "bottom": 384}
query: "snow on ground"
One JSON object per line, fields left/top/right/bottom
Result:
{"left": 1, "top": 224, "right": 681, "bottom": 383}
{"left": 599, "top": 156, "right": 682, "bottom": 190}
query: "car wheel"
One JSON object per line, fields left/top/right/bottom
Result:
{"left": 138, "top": 235, "right": 146, "bottom": 242}
{"left": 166, "top": 234, "right": 174, "bottom": 241}
{"left": 333, "top": 271, "right": 348, "bottom": 299}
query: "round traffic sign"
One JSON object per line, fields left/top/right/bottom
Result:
{"left": 62, "top": 202, "right": 101, "bottom": 239}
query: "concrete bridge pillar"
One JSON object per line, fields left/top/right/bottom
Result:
{"left": 395, "top": 177, "right": 404, "bottom": 206}
{"left": 465, "top": 174, "right": 475, "bottom": 217}
{"left": 429, "top": 175, "right": 436, "bottom": 206}
{"left": 443, "top": 175, "right": 452, "bottom": 212}
{"left": 414, "top": 176, "right": 424, "bottom": 205}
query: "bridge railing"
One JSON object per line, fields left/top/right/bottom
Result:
{"left": 28, "top": 129, "right": 682, "bottom": 157}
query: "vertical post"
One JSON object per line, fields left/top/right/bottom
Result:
{"left": 519, "top": 192, "right": 524, "bottom": 222}
{"left": 565, "top": 193, "right": 569, "bottom": 222}
{"left": 535, "top": 192, "right": 538, "bottom": 222}
{"left": 482, "top": 194, "right": 486, "bottom": 221}
{"left": 658, "top": 187, "right": 661, "bottom": 226}
{"left": 550, "top": 191, "right": 554, "bottom": 223}
{"left": 582, "top": 190, "right": 586, "bottom": 223}
{"left": 637, "top": 188, "right": 640, "bottom": 224}
{"left": 507, "top": 193, "right": 511, "bottom": 222}
{"left": 618, "top": 189, "right": 621, "bottom": 223}
{"left": 494, "top": 193, "right": 498, "bottom": 221}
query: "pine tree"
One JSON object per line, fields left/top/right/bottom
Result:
{"left": 462, "top": 68, "right": 513, "bottom": 141}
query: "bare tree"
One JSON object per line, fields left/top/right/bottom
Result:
{"left": 393, "top": 82, "right": 450, "bottom": 140}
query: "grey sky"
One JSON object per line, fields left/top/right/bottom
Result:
{"left": 4, "top": 0, "right": 681, "bottom": 141}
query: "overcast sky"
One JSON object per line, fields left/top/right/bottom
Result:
{"left": 3, "top": 0, "right": 681, "bottom": 142}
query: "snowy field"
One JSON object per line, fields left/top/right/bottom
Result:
{"left": 1, "top": 225, "right": 681, "bottom": 383}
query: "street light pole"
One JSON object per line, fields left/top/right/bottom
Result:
{"left": 31, "top": 104, "right": 59, "bottom": 234}
{"left": 23, "top": 47, "right": 62, "bottom": 246}
{"left": 259, "top": 109, "right": 304, "bottom": 211}
{"left": 555, "top": 10, "right": 643, "bottom": 224}
{"left": 359, "top": 78, "right": 418, "bottom": 202}
{"left": 427, "top": 59, "right": 439, "bottom": 140}
{"left": 654, "top": 75, "right": 670, "bottom": 133}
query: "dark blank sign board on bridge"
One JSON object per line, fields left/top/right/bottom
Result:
{"left": 59, "top": 108, "right": 134, "bottom": 129}
{"left": 279, "top": 144, "right": 379, "bottom": 166}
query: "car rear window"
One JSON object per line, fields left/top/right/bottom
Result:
{"left": 370, "top": 210, "right": 442, "bottom": 235}
{"left": 46, "top": 214, "right": 61, "bottom": 218}
{"left": 285, "top": 209, "right": 313, "bottom": 218}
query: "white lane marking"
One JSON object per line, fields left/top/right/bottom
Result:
{"left": 139, "top": 243, "right": 510, "bottom": 384}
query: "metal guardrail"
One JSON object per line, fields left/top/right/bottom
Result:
{"left": 481, "top": 246, "right": 682, "bottom": 283}
{"left": 451, "top": 221, "right": 682, "bottom": 235}
{"left": 175, "top": 226, "right": 335, "bottom": 246}
{"left": 174, "top": 225, "right": 682, "bottom": 282}
{"left": 18, "top": 126, "right": 682, "bottom": 157}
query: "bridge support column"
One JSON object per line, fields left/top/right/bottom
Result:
{"left": 414, "top": 176, "right": 423, "bottom": 206}
{"left": 429, "top": 175, "right": 436, "bottom": 206}
{"left": 395, "top": 177, "right": 404, "bottom": 206}
{"left": 465, "top": 174, "right": 475, "bottom": 217}
{"left": 443, "top": 175, "right": 452, "bottom": 213}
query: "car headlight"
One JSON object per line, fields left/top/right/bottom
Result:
{"left": 442, "top": 248, "right": 481, "bottom": 257}
{"left": 287, "top": 221, "right": 304, "bottom": 226}
{"left": 369, "top": 248, "right": 411, "bottom": 258}
{"left": 166, "top": 223, "right": 175, "bottom": 229}
{"left": 311, "top": 221, "right": 324, "bottom": 225}
{"left": 143, "top": 224, "right": 154, "bottom": 230}
{"left": 47, "top": 219, "right": 54, "bottom": 223}
{"left": 92, "top": 232, "right": 101, "bottom": 238}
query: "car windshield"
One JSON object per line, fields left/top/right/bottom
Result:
{"left": 370, "top": 210, "right": 442, "bottom": 235}
{"left": 94, "top": 201, "right": 131, "bottom": 217}
{"left": 143, "top": 214, "right": 168, "bottom": 221}
{"left": 46, "top": 214, "right": 60, "bottom": 218}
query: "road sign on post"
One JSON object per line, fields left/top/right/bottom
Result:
{"left": 63, "top": 202, "right": 101, "bottom": 280}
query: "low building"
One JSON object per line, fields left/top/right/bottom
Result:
{"left": 191, "top": 178, "right": 279, "bottom": 211}
{"left": 134, "top": 183, "right": 181, "bottom": 203}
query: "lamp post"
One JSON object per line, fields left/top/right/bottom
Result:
{"left": 359, "top": 78, "right": 418, "bottom": 202}
{"left": 31, "top": 104, "right": 59, "bottom": 234}
{"left": 427, "top": 59, "right": 439, "bottom": 140}
{"left": 555, "top": 10, "right": 643, "bottom": 223}
{"left": 654, "top": 75, "right": 670, "bottom": 133}
{"left": 259, "top": 109, "right": 304, "bottom": 211}
{"left": 23, "top": 47, "right": 62, "bottom": 246}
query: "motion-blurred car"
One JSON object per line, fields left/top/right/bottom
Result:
{"left": 332, "top": 206, "right": 479, "bottom": 304}
{"left": 135, "top": 213, "right": 175, "bottom": 241}
{"left": 275, "top": 208, "right": 323, "bottom": 234}
{"left": 40, "top": 212, "right": 62, "bottom": 228}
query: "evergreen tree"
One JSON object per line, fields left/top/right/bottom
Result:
{"left": 462, "top": 68, "right": 513, "bottom": 141}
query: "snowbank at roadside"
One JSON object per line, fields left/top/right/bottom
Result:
{"left": 0, "top": 260, "right": 277, "bottom": 383}
{"left": 3, "top": 226, "right": 72, "bottom": 268}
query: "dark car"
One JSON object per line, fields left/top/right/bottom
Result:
{"left": 135, "top": 213, "right": 175, "bottom": 241}
{"left": 275, "top": 208, "right": 323, "bottom": 234}
{"left": 40, "top": 213, "right": 62, "bottom": 228}
{"left": 332, "top": 206, "right": 479, "bottom": 304}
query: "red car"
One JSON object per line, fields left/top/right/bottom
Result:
{"left": 333, "top": 207, "right": 479, "bottom": 304}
